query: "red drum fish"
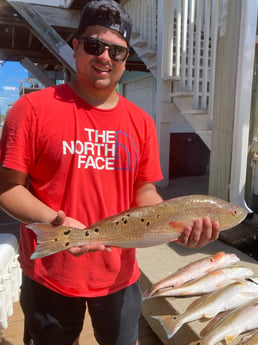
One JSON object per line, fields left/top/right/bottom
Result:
{"left": 27, "top": 194, "right": 247, "bottom": 259}
{"left": 145, "top": 251, "right": 240, "bottom": 298}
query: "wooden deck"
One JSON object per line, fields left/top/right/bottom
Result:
{"left": 0, "top": 210, "right": 163, "bottom": 345}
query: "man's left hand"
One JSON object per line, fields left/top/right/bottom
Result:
{"left": 176, "top": 217, "right": 220, "bottom": 248}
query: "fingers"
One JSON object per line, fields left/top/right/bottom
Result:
{"left": 68, "top": 244, "right": 112, "bottom": 257}
{"left": 51, "top": 210, "right": 66, "bottom": 225}
{"left": 177, "top": 217, "right": 220, "bottom": 248}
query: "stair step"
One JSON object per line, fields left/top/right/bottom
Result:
{"left": 140, "top": 50, "right": 156, "bottom": 59}
{"left": 169, "top": 91, "right": 193, "bottom": 98}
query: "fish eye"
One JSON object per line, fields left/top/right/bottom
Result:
{"left": 232, "top": 209, "right": 238, "bottom": 216}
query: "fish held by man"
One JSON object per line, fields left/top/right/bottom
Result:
{"left": 27, "top": 194, "right": 247, "bottom": 259}
{"left": 152, "top": 280, "right": 258, "bottom": 339}
{"left": 145, "top": 251, "right": 240, "bottom": 298}
{"left": 188, "top": 299, "right": 258, "bottom": 345}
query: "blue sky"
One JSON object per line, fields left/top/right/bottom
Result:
{"left": 0, "top": 61, "right": 28, "bottom": 115}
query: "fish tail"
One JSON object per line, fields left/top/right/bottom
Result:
{"left": 27, "top": 223, "right": 74, "bottom": 259}
{"left": 151, "top": 314, "right": 183, "bottom": 339}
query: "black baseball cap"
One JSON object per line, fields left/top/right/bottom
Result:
{"left": 76, "top": 0, "right": 132, "bottom": 46}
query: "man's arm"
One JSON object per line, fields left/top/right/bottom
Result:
{"left": 133, "top": 179, "right": 163, "bottom": 207}
{"left": 0, "top": 165, "right": 107, "bottom": 255}
{"left": 0, "top": 165, "right": 58, "bottom": 224}
{"left": 133, "top": 180, "right": 220, "bottom": 248}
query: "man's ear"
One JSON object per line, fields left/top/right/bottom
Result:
{"left": 72, "top": 38, "right": 79, "bottom": 57}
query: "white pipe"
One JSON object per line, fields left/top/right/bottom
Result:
{"left": 229, "top": 0, "right": 258, "bottom": 212}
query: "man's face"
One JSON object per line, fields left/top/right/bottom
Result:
{"left": 73, "top": 25, "right": 129, "bottom": 90}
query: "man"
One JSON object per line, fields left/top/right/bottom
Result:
{"left": 0, "top": 1, "right": 220, "bottom": 344}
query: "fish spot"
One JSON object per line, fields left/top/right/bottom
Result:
{"left": 65, "top": 241, "right": 70, "bottom": 247}
{"left": 122, "top": 218, "right": 125, "bottom": 221}
{"left": 141, "top": 218, "right": 145, "bottom": 222}
{"left": 127, "top": 214, "right": 130, "bottom": 217}
{"left": 156, "top": 214, "right": 160, "bottom": 219}
{"left": 116, "top": 221, "right": 119, "bottom": 226}
{"left": 54, "top": 238, "right": 58, "bottom": 242}
{"left": 64, "top": 230, "right": 71, "bottom": 236}
{"left": 85, "top": 231, "right": 90, "bottom": 237}
{"left": 94, "top": 228, "right": 99, "bottom": 233}
{"left": 173, "top": 316, "right": 177, "bottom": 320}
{"left": 123, "top": 220, "right": 128, "bottom": 224}
{"left": 146, "top": 221, "right": 150, "bottom": 226}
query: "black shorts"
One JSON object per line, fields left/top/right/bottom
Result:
{"left": 20, "top": 274, "right": 142, "bottom": 345}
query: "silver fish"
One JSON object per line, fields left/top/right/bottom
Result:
{"left": 27, "top": 194, "right": 247, "bottom": 259}
{"left": 146, "top": 266, "right": 254, "bottom": 298}
{"left": 189, "top": 299, "right": 258, "bottom": 345}
{"left": 145, "top": 252, "right": 240, "bottom": 298}
{"left": 152, "top": 280, "right": 258, "bottom": 339}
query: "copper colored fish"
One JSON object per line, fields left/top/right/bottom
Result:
{"left": 27, "top": 194, "right": 247, "bottom": 259}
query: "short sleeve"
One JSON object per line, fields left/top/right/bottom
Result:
{"left": 0, "top": 96, "right": 37, "bottom": 173}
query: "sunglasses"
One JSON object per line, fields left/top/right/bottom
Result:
{"left": 79, "top": 37, "right": 129, "bottom": 62}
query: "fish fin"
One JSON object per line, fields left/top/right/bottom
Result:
{"left": 151, "top": 315, "right": 183, "bottom": 339}
{"left": 169, "top": 221, "right": 192, "bottom": 232}
{"left": 27, "top": 223, "right": 77, "bottom": 259}
{"left": 203, "top": 311, "right": 217, "bottom": 319}
{"left": 211, "top": 251, "right": 226, "bottom": 262}
{"left": 225, "top": 334, "right": 238, "bottom": 344}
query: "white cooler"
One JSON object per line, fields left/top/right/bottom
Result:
{"left": 0, "top": 233, "right": 21, "bottom": 343}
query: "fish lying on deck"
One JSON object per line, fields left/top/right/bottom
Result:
{"left": 145, "top": 251, "right": 240, "bottom": 298}
{"left": 152, "top": 280, "right": 258, "bottom": 339}
{"left": 189, "top": 299, "right": 258, "bottom": 345}
{"left": 144, "top": 266, "right": 254, "bottom": 298}
{"left": 27, "top": 194, "right": 247, "bottom": 260}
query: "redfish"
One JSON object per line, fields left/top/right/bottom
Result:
{"left": 27, "top": 194, "right": 247, "bottom": 260}
{"left": 145, "top": 251, "right": 240, "bottom": 298}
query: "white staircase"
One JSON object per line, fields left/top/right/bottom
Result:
{"left": 123, "top": 0, "right": 220, "bottom": 150}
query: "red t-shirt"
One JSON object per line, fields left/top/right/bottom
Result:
{"left": 0, "top": 83, "right": 163, "bottom": 297}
